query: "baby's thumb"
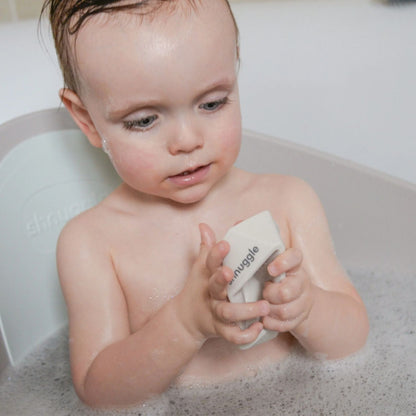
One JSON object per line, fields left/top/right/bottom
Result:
{"left": 199, "top": 223, "right": 216, "bottom": 251}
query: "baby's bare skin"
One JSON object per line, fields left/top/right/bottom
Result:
{"left": 58, "top": 168, "right": 366, "bottom": 406}
{"left": 54, "top": 0, "right": 368, "bottom": 408}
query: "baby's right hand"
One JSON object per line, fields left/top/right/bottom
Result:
{"left": 177, "top": 223, "right": 270, "bottom": 346}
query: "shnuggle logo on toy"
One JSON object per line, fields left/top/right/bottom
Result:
{"left": 229, "top": 246, "right": 260, "bottom": 285}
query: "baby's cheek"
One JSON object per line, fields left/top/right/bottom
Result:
{"left": 219, "top": 125, "right": 241, "bottom": 159}
{"left": 111, "top": 147, "right": 156, "bottom": 180}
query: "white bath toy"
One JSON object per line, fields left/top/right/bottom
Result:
{"left": 223, "top": 211, "right": 285, "bottom": 350}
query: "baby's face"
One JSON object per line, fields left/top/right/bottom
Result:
{"left": 74, "top": 0, "right": 241, "bottom": 204}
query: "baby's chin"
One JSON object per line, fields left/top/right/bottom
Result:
{"left": 163, "top": 183, "right": 216, "bottom": 206}
{"left": 167, "top": 190, "right": 211, "bottom": 206}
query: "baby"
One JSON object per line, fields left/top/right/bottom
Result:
{"left": 42, "top": 0, "right": 369, "bottom": 408}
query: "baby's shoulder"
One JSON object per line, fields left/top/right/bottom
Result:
{"left": 244, "top": 171, "right": 317, "bottom": 201}
{"left": 56, "top": 187, "right": 157, "bottom": 254}
{"left": 57, "top": 204, "right": 108, "bottom": 255}
{"left": 241, "top": 172, "right": 324, "bottom": 223}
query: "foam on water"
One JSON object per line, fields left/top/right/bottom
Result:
{"left": 1, "top": 270, "right": 416, "bottom": 416}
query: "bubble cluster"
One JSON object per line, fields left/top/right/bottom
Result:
{"left": 1, "top": 270, "right": 415, "bottom": 415}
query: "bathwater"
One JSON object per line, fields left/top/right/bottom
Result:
{"left": 1, "top": 270, "right": 415, "bottom": 416}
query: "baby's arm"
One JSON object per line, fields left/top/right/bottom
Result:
{"left": 57, "top": 218, "right": 267, "bottom": 408}
{"left": 262, "top": 177, "right": 369, "bottom": 359}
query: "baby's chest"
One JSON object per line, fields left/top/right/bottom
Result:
{"left": 112, "top": 235, "right": 196, "bottom": 331}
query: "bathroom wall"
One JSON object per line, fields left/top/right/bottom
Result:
{"left": 0, "top": 0, "right": 44, "bottom": 22}
{"left": 0, "top": 0, "right": 252, "bottom": 23}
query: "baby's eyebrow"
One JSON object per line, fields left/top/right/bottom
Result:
{"left": 194, "top": 76, "right": 236, "bottom": 101}
{"left": 105, "top": 76, "right": 237, "bottom": 120}
{"left": 106, "top": 99, "right": 161, "bottom": 121}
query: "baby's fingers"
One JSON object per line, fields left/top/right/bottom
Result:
{"left": 206, "top": 240, "right": 230, "bottom": 274}
{"left": 215, "top": 300, "right": 270, "bottom": 324}
{"left": 199, "top": 223, "right": 216, "bottom": 251}
{"left": 209, "top": 266, "right": 233, "bottom": 300}
{"left": 219, "top": 321, "right": 264, "bottom": 346}
{"left": 267, "top": 247, "right": 303, "bottom": 278}
{"left": 263, "top": 273, "right": 305, "bottom": 305}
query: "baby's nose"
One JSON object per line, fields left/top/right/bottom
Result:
{"left": 168, "top": 120, "right": 204, "bottom": 155}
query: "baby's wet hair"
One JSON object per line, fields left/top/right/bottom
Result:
{"left": 41, "top": 0, "right": 239, "bottom": 94}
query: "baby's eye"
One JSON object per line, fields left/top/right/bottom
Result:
{"left": 123, "top": 115, "right": 158, "bottom": 131}
{"left": 199, "top": 97, "right": 229, "bottom": 112}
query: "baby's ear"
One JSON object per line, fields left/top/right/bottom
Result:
{"left": 60, "top": 88, "right": 102, "bottom": 148}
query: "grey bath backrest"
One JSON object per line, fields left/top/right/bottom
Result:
{"left": 0, "top": 108, "right": 121, "bottom": 370}
{"left": 237, "top": 130, "right": 416, "bottom": 276}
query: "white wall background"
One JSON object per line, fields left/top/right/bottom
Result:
{"left": 1, "top": 0, "right": 415, "bottom": 183}
{"left": 233, "top": 0, "right": 416, "bottom": 184}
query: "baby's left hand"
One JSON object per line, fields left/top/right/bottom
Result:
{"left": 262, "top": 248, "right": 315, "bottom": 333}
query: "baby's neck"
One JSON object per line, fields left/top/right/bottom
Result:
{"left": 114, "top": 167, "right": 243, "bottom": 214}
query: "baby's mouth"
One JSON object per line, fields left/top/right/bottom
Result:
{"left": 168, "top": 164, "right": 211, "bottom": 185}
{"left": 175, "top": 165, "right": 207, "bottom": 177}
{"left": 180, "top": 166, "right": 202, "bottom": 176}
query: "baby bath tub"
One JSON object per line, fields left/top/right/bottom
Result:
{"left": 0, "top": 108, "right": 415, "bottom": 415}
